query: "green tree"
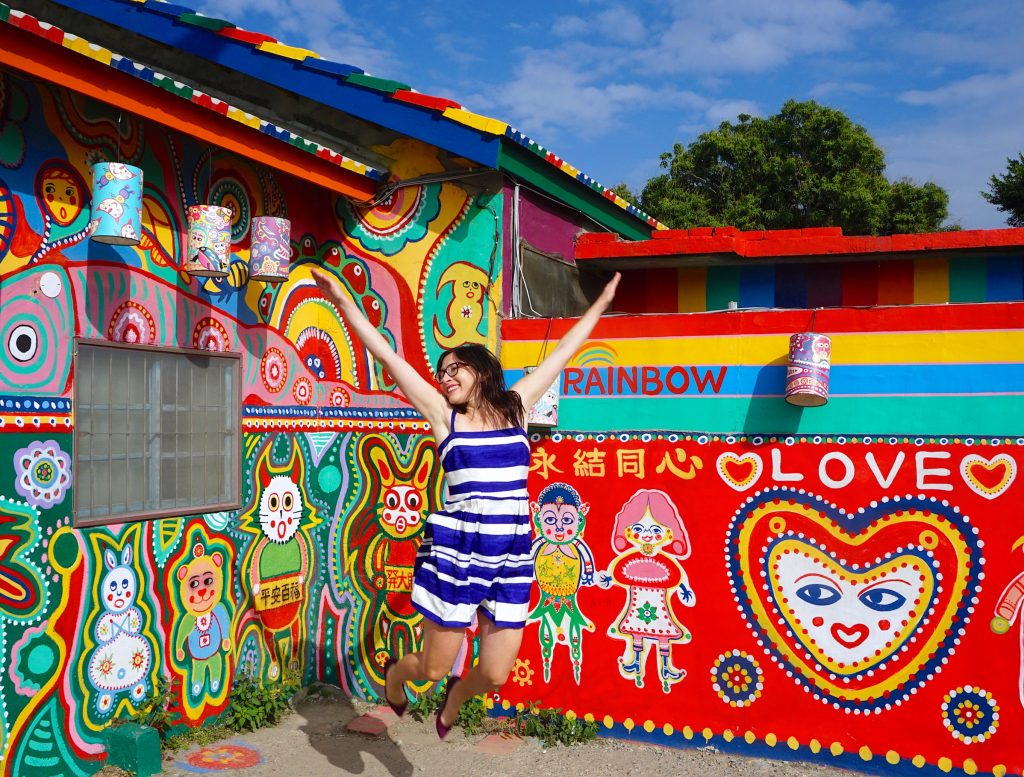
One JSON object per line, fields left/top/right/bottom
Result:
{"left": 609, "top": 182, "right": 637, "bottom": 203}
{"left": 982, "top": 153, "right": 1024, "bottom": 227}
{"left": 640, "top": 100, "right": 949, "bottom": 235}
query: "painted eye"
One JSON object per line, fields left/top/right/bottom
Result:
{"left": 650, "top": 527, "right": 662, "bottom": 536}
{"left": 283, "top": 493, "right": 294, "bottom": 511}
{"left": 859, "top": 587, "right": 907, "bottom": 612}
{"left": 405, "top": 492, "right": 421, "bottom": 509}
{"left": 268, "top": 494, "right": 280, "bottom": 511}
{"left": 190, "top": 579, "right": 200, "bottom": 590}
{"left": 384, "top": 493, "right": 400, "bottom": 509}
{"left": 796, "top": 583, "right": 841, "bottom": 606}
{"left": 544, "top": 515, "right": 558, "bottom": 525}
{"left": 121, "top": 579, "right": 129, "bottom": 589}
{"left": 109, "top": 580, "right": 118, "bottom": 591}
{"left": 8, "top": 324, "right": 38, "bottom": 363}
{"left": 203, "top": 575, "right": 215, "bottom": 587}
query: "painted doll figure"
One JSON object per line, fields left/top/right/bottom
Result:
{"left": 599, "top": 489, "right": 694, "bottom": 693}
{"left": 991, "top": 535, "right": 1024, "bottom": 709}
{"left": 527, "top": 482, "right": 596, "bottom": 684}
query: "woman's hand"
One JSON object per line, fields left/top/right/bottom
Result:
{"left": 311, "top": 268, "right": 356, "bottom": 315}
{"left": 597, "top": 272, "right": 621, "bottom": 311}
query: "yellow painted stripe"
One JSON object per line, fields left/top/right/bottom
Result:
{"left": 677, "top": 267, "right": 707, "bottom": 312}
{"left": 62, "top": 35, "right": 113, "bottom": 65}
{"left": 256, "top": 41, "right": 320, "bottom": 61}
{"left": 226, "top": 106, "right": 261, "bottom": 129}
{"left": 502, "top": 329, "right": 1024, "bottom": 367}
{"left": 441, "top": 107, "right": 508, "bottom": 136}
{"left": 914, "top": 258, "right": 949, "bottom": 304}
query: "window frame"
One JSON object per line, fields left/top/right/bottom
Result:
{"left": 72, "top": 337, "right": 242, "bottom": 527}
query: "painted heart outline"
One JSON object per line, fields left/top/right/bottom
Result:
{"left": 960, "top": 453, "right": 1016, "bottom": 500}
{"left": 725, "top": 488, "right": 982, "bottom": 713}
{"left": 716, "top": 452, "right": 763, "bottom": 492}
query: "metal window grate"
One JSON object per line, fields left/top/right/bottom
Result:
{"left": 73, "top": 339, "right": 241, "bottom": 526}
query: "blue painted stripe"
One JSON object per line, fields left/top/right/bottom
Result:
{"left": 775, "top": 264, "right": 806, "bottom": 308}
{"left": 739, "top": 265, "right": 775, "bottom": 308}
{"left": 506, "top": 364, "right": 1024, "bottom": 398}
{"left": 986, "top": 256, "right": 1024, "bottom": 302}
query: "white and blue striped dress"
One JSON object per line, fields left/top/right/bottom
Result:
{"left": 412, "top": 410, "right": 534, "bottom": 629}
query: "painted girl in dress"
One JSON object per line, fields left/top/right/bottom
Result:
{"left": 599, "top": 488, "right": 694, "bottom": 693}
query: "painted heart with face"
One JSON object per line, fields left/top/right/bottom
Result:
{"left": 725, "top": 489, "right": 983, "bottom": 713}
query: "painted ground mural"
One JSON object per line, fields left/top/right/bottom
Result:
{"left": 498, "top": 434, "right": 1024, "bottom": 776}
{"left": 0, "top": 66, "right": 497, "bottom": 774}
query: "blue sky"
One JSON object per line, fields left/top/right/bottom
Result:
{"left": 198, "top": 0, "right": 1024, "bottom": 230}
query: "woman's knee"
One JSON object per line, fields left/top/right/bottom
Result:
{"left": 421, "top": 662, "right": 450, "bottom": 683}
{"left": 477, "top": 663, "right": 513, "bottom": 689}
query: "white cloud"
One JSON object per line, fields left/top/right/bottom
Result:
{"left": 810, "top": 81, "right": 874, "bottom": 98}
{"left": 642, "top": 0, "right": 894, "bottom": 74}
{"left": 703, "top": 99, "right": 761, "bottom": 125}
{"left": 899, "top": 69, "right": 1024, "bottom": 106}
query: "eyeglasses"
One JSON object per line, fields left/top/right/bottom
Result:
{"left": 435, "top": 362, "right": 469, "bottom": 382}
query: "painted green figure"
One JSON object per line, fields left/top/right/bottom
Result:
{"left": 174, "top": 544, "right": 232, "bottom": 696}
{"left": 527, "top": 483, "right": 596, "bottom": 684}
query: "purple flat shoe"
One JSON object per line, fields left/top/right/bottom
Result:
{"left": 383, "top": 658, "right": 408, "bottom": 718}
{"left": 435, "top": 675, "right": 461, "bottom": 740}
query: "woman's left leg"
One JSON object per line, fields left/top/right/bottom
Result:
{"left": 438, "top": 614, "right": 523, "bottom": 728}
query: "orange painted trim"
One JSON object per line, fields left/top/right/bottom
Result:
{"left": 0, "top": 23, "right": 377, "bottom": 201}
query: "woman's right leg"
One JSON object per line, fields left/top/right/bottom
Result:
{"left": 385, "top": 619, "right": 466, "bottom": 706}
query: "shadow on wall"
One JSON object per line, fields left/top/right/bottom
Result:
{"left": 742, "top": 363, "right": 804, "bottom": 435}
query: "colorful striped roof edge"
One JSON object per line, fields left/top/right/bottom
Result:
{"left": 3, "top": 5, "right": 386, "bottom": 181}
{"left": 43, "top": 0, "right": 665, "bottom": 230}
{"left": 577, "top": 224, "right": 1024, "bottom": 260}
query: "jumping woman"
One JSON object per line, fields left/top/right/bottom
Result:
{"left": 311, "top": 267, "right": 620, "bottom": 738}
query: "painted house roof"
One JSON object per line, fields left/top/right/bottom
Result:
{"left": 3, "top": 0, "right": 665, "bottom": 238}
{"left": 577, "top": 225, "right": 1024, "bottom": 269}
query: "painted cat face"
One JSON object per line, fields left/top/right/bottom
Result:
{"left": 259, "top": 474, "right": 302, "bottom": 543}
{"left": 380, "top": 485, "right": 423, "bottom": 537}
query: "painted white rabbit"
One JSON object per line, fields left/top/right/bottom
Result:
{"left": 87, "top": 545, "right": 152, "bottom": 713}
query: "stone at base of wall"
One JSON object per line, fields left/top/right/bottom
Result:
{"left": 102, "top": 723, "right": 162, "bottom": 777}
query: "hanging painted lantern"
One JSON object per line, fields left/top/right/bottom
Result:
{"left": 248, "top": 216, "right": 291, "bottom": 282}
{"left": 89, "top": 162, "right": 143, "bottom": 245}
{"left": 185, "top": 204, "right": 231, "bottom": 278}
{"left": 785, "top": 332, "right": 832, "bottom": 407}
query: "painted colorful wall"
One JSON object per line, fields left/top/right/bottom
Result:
{"left": 498, "top": 297, "right": 1024, "bottom": 776}
{"left": 0, "top": 64, "right": 502, "bottom": 775}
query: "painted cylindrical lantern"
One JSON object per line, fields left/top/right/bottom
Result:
{"left": 186, "top": 205, "right": 231, "bottom": 278}
{"left": 248, "top": 216, "right": 291, "bottom": 282}
{"left": 785, "top": 332, "right": 831, "bottom": 407}
{"left": 89, "top": 162, "right": 143, "bottom": 245}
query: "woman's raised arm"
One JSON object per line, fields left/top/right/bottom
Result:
{"left": 311, "top": 268, "right": 449, "bottom": 427}
{"left": 511, "top": 272, "right": 621, "bottom": 411}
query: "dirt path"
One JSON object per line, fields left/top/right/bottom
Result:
{"left": 127, "top": 692, "right": 862, "bottom": 777}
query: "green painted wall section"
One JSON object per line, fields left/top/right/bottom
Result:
{"left": 549, "top": 395, "right": 1024, "bottom": 437}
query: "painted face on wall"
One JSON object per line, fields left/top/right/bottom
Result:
{"left": 625, "top": 508, "right": 674, "bottom": 555}
{"left": 540, "top": 503, "right": 582, "bottom": 545}
{"left": 101, "top": 552, "right": 138, "bottom": 615}
{"left": 176, "top": 548, "right": 225, "bottom": 616}
{"left": 380, "top": 485, "right": 423, "bottom": 537}
{"left": 39, "top": 164, "right": 84, "bottom": 227}
{"left": 773, "top": 551, "right": 927, "bottom": 667}
{"left": 258, "top": 474, "right": 302, "bottom": 543}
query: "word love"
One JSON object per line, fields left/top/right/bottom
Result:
{"left": 716, "top": 449, "right": 1017, "bottom": 499}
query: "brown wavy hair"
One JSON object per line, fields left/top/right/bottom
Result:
{"left": 437, "top": 344, "right": 524, "bottom": 429}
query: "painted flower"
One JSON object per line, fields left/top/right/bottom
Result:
{"left": 460, "top": 306, "right": 472, "bottom": 319}
{"left": 14, "top": 440, "right": 72, "bottom": 508}
{"left": 942, "top": 686, "right": 999, "bottom": 744}
{"left": 97, "top": 655, "right": 114, "bottom": 678}
{"left": 511, "top": 658, "right": 534, "bottom": 687}
{"left": 636, "top": 602, "right": 657, "bottom": 624}
{"left": 131, "top": 650, "right": 146, "bottom": 670}
{"left": 725, "top": 663, "right": 752, "bottom": 694}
